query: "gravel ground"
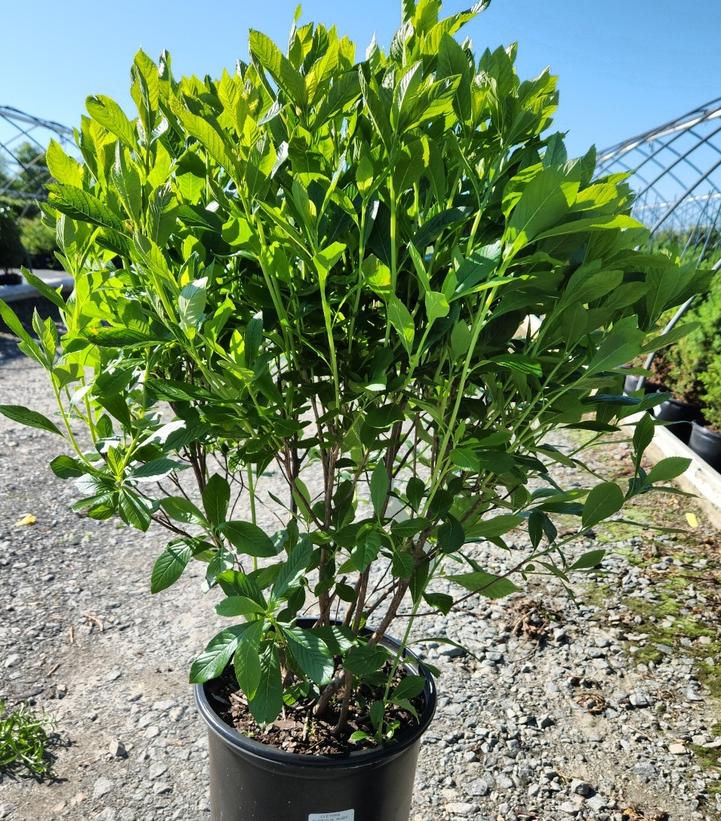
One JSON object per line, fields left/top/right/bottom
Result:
{"left": 1, "top": 303, "right": 720, "bottom": 821}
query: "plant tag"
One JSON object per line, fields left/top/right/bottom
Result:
{"left": 308, "top": 812, "right": 354, "bottom": 821}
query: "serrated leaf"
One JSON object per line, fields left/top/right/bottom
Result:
{"left": 151, "top": 542, "right": 193, "bottom": 593}
{"left": 272, "top": 537, "right": 312, "bottom": 599}
{"left": 86, "top": 94, "right": 137, "bottom": 146}
{"left": 189, "top": 626, "right": 245, "bottom": 683}
{"left": 48, "top": 183, "right": 124, "bottom": 230}
{"left": 50, "top": 454, "right": 85, "bottom": 479}
{"left": 284, "top": 627, "right": 334, "bottom": 685}
{"left": 216, "top": 596, "right": 265, "bottom": 617}
{"left": 131, "top": 458, "right": 187, "bottom": 481}
{"left": 248, "top": 643, "right": 283, "bottom": 724}
{"left": 391, "top": 674, "right": 425, "bottom": 702}
{"left": 233, "top": 621, "right": 264, "bottom": 698}
{"left": 221, "top": 521, "right": 277, "bottom": 558}
{"left": 202, "top": 474, "right": 230, "bottom": 526}
{"left": 344, "top": 644, "right": 388, "bottom": 676}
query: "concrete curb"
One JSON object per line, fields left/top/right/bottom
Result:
{"left": 0, "top": 269, "right": 73, "bottom": 304}
{"left": 648, "top": 422, "right": 721, "bottom": 528}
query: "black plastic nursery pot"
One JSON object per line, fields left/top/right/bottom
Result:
{"left": 195, "top": 623, "right": 437, "bottom": 821}
{"left": 689, "top": 422, "right": 721, "bottom": 472}
{"left": 654, "top": 398, "right": 701, "bottom": 444}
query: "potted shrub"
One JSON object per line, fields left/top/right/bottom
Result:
{"left": 0, "top": 3, "right": 709, "bottom": 818}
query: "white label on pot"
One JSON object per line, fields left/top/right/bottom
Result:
{"left": 308, "top": 811, "right": 354, "bottom": 821}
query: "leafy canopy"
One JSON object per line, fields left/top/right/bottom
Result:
{"left": 0, "top": 0, "right": 707, "bottom": 738}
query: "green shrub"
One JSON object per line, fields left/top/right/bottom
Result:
{"left": 0, "top": 700, "right": 54, "bottom": 778}
{"left": 0, "top": 205, "right": 25, "bottom": 272}
{"left": 0, "top": 2, "right": 708, "bottom": 740}
{"left": 667, "top": 268, "right": 721, "bottom": 428}
{"left": 19, "top": 215, "right": 59, "bottom": 269}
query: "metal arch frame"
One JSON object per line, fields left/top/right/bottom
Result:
{"left": 597, "top": 97, "right": 721, "bottom": 269}
{"left": 0, "top": 105, "right": 74, "bottom": 212}
{"left": 598, "top": 99, "right": 721, "bottom": 389}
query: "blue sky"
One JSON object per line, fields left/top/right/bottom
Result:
{"left": 1, "top": 0, "right": 720, "bottom": 157}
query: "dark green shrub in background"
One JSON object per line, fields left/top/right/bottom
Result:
{"left": 0, "top": 205, "right": 25, "bottom": 273}
{"left": 19, "top": 214, "right": 60, "bottom": 269}
{"left": 667, "top": 268, "right": 721, "bottom": 429}
{"left": 0, "top": 1, "right": 709, "bottom": 740}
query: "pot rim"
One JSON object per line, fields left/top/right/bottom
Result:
{"left": 195, "top": 621, "right": 437, "bottom": 769}
{"left": 691, "top": 420, "right": 721, "bottom": 438}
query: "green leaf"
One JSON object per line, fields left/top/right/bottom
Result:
{"left": 217, "top": 570, "right": 267, "bottom": 607}
{"left": 233, "top": 622, "right": 264, "bottom": 698}
{"left": 506, "top": 168, "right": 574, "bottom": 251}
{"left": 390, "top": 674, "right": 426, "bottom": 702}
{"left": 151, "top": 542, "right": 193, "bottom": 593}
{"left": 632, "top": 413, "right": 655, "bottom": 468}
{"left": 21, "top": 268, "right": 66, "bottom": 310}
{"left": 424, "top": 290, "right": 450, "bottom": 324}
{"left": 369, "top": 699, "right": 385, "bottom": 730}
{"left": 169, "top": 95, "right": 238, "bottom": 179}
{"left": 342, "top": 529, "right": 383, "bottom": 574}
{"left": 216, "top": 595, "right": 265, "bottom": 617}
{"left": 0, "top": 405, "right": 62, "bottom": 436}
{"left": 586, "top": 316, "right": 645, "bottom": 376}
{"left": 202, "top": 474, "right": 230, "bottom": 526}
{"left": 221, "top": 521, "right": 277, "bottom": 558}
{"left": 86, "top": 94, "right": 137, "bottom": 146}
{"left": 533, "top": 213, "right": 640, "bottom": 242}
{"left": 646, "top": 457, "right": 691, "bottom": 485}
{"left": 131, "top": 458, "right": 186, "bottom": 481}
{"left": 248, "top": 643, "right": 283, "bottom": 724}
{"left": 370, "top": 462, "right": 389, "bottom": 518}
{"left": 159, "top": 496, "right": 206, "bottom": 525}
{"left": 284, "top": 627, "right": 334, "bottom": 685}
{"left": 46, "top": 139, "right": 84, "bottom": 187}
{"left": 446, "top": 571, "right": 520, "bottom": 599}
{"left": 272, "top": 537, "right": 313, "bottom": 599}
{"left": 189, "top": 626, "right": 245, "bottom": 683}
{"left": 178, "top": 278, "right": 207, "bottom": 332}
{"left": 48, "top": 183, "right": 124, "bottom": 231}
{"left": 344, "top": 644, "right": 388, "bottom": 676}
{"left": 249, "top": 29, "right": 307, "bottom": 106}
{"left": 0, "top": 300, "right": 43, "bottom": 364}
{"left": 582, "top": 482, "right": 625, "bottom": 529}
{"left": 467, "top": 514, "right": 523, "bottom": 540}
{"left": 406, "top": 477, "right": 425, "bottom": 511}
{"left": 423, "top": 592, "right": 454, "bottom": 614}
{"left": 570, "top": 549, "right": 606, "bottom": 571}
{"left": 50, "top": 455, "right": 85, "bottom": 479}
{"left": 386, "top": 296, "right": 415, "bottom": 354}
